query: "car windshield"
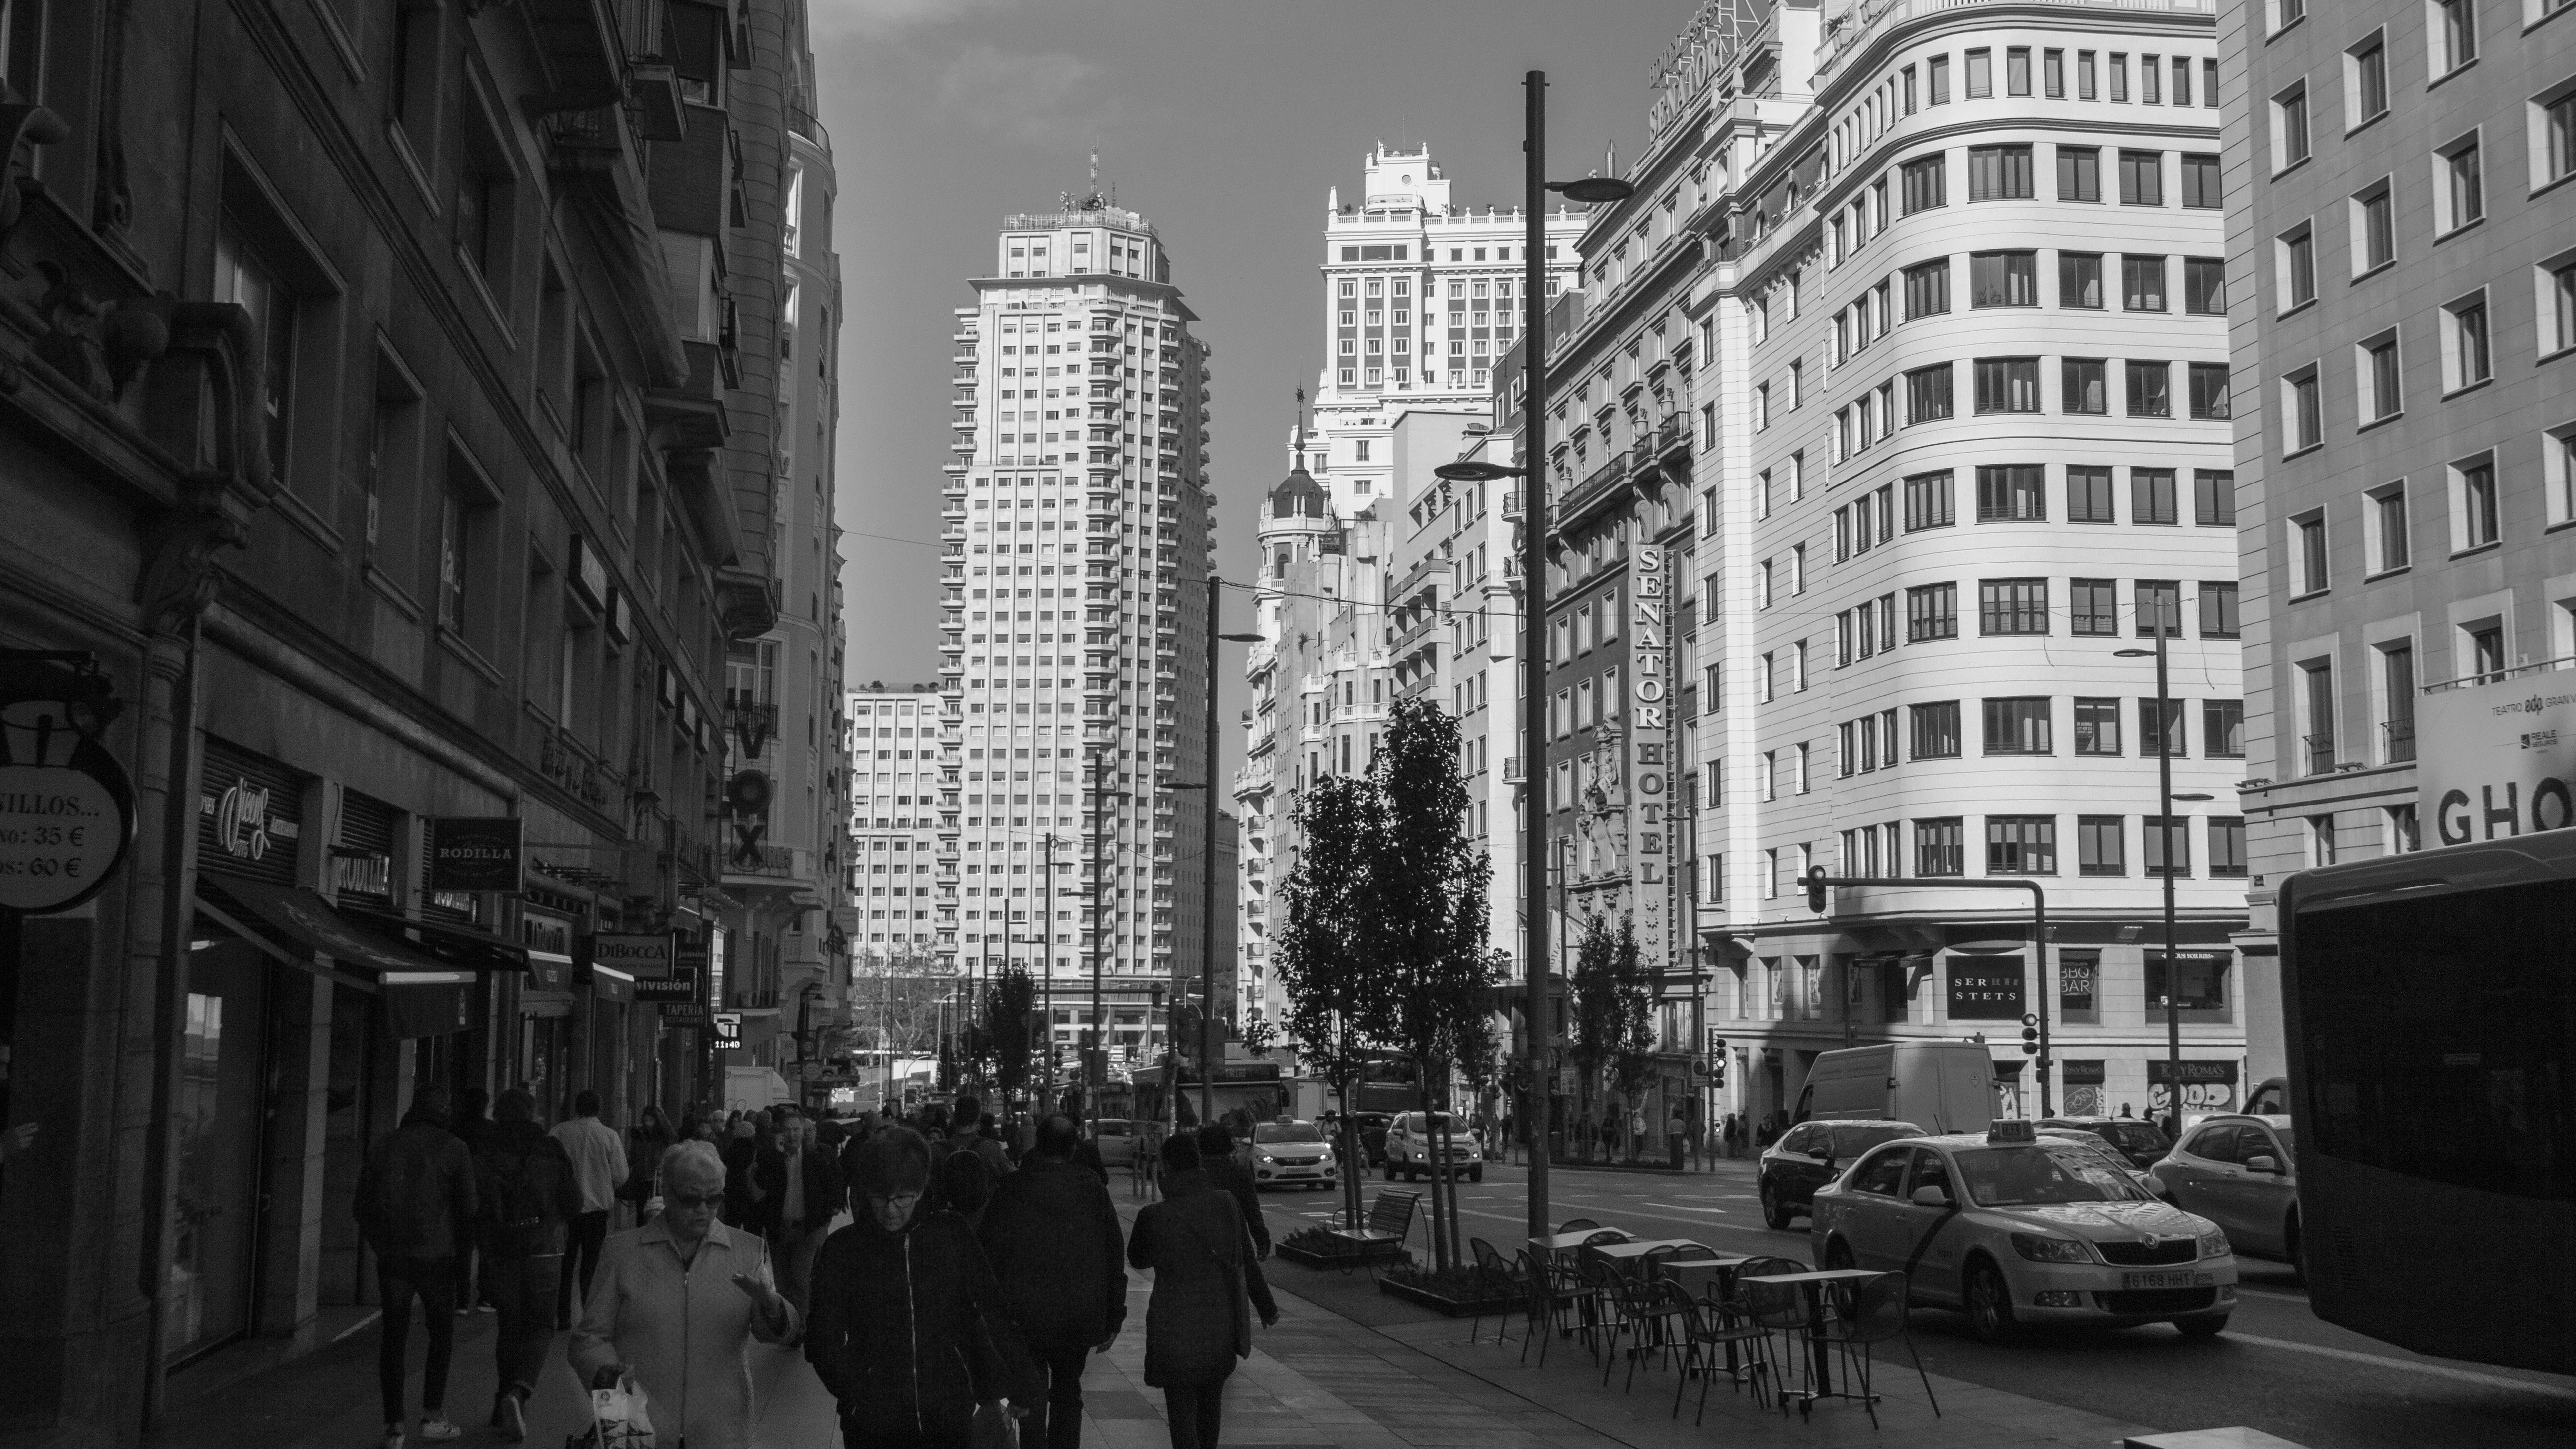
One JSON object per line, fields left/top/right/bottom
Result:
{"left": 2094, "top": 1122, "right": 2167, "bottom": 1155}
{"left": 1095, "top": 1121, "right": 1131, "bottom": 1137}
{"left": 1255, "top": 1122, "right": 1323, "bottom": 1143}
{"left": 1406, "top": 1113, "right": 1462, "bottom": 1131}
{"left": 1828, "top": 1124, "right": 1923, "bottom": 1157}
{"left": 1955, "top": 1144, "right": 2145, "bottom": 1205}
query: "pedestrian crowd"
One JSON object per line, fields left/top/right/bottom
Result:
{"left": 355, "top": 1089, "right": 1275, "bottom": 1449}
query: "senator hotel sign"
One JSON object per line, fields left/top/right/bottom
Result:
{"left": 2417, "top": 675, "right": 2576, "bottom": 845}
{"left": 1629, "top": 545, "right": 1675, "bottom": 966}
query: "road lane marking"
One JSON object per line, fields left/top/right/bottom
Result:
{"left": 1643, "top": 1203, "right": 1731, "bottom": 1214}
{"left": 2220, "top": 1331, "right": 2576, "bottom": 1401}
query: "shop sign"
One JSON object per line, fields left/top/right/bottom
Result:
{"left": 330, "top": 846, "right": 392, "bottom": 899}
{"left": 662, "top": 1005, "right": 707, "bottom": 1024}
{"left": 1628, "top": 543, "right": 1675, "bottom": 967}
{"left": 1946, "top": 956, "right": 2026, "bottom": 1020}
{"left": 2147, "top": 1058, "right": 2239, "bottom": 1085}
{"left": 712, "top": 1011, "right": 742, "bottom": 1042}
{"left": 428, "top": 817, "right": 522, "bottom": 891}
{"left": 0, "top": 698, "right": 137, "bottom": 914}
{"left": 636, "top": 968, "right": 698, "bottom": 1003}
{"left": 2417, "top": 675, "right": 2576, "bottom": 844}
{"left": 591, "top": 931, "right": 675, "bottom": 979}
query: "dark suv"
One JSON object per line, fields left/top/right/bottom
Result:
{"left": 1758, "top": 1120, "right": 1924, "bottom": 1229}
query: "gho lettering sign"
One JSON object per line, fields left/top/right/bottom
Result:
{"left": 1628, "top": 545, "right": 1674, "bottom": 967}
{"left": 2416, "top": 678, "right": 2576, "bottom": 845}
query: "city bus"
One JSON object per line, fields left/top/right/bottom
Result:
{"left": 2276, "top": 831, "right": 2574, "bottom": 1373}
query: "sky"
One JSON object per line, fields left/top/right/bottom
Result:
{"left": 819, "top": 0, "right": 1704, "bottom": 766}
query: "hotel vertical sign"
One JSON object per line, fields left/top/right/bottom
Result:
{"left": 1630, "top": 544, "right": 1674, "bottom": 967}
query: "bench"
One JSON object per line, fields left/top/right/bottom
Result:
{"left": 1323, "top": 1189, "right": 1420, "bottom": 1277}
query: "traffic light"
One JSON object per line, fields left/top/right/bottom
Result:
{"left": 2019, "top": 1012, "right": 2042, "bottom": 1057}
{"left": 1804, "top": 866, "right": 1830, "bottom": 914}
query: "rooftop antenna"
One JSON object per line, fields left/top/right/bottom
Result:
{"left": 1293, "top": 387, "right": 1308, "bottom": 469}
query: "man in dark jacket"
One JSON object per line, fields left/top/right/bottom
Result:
{"left": 806, "top": 1128, "right": 1010, "bottom": 1449}
{"left": 980, "top": 1115, "right": 1127, "bottom": 1449}
{"left": 1194, "top": 1124, "right": 1271, "bottom": 1260}
{"left": 451, "top": 1087, "right": 496, "bottom": 1311}
{"left": 471, "top": 1088, "right": 582, "bottom": 1442}
{"left": 755, "top": 1113, "right": 846, "bottom": 1321}
{"left": 355, "top": 1086, "right": 477, "bottom": 1449}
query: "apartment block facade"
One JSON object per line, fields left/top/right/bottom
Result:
{"left": 847, "top": 685, "right": 945, "bottom": 958}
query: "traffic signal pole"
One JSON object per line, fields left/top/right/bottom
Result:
{"left": 1802, "top": 869, "right": 2052, "bottom": 1116}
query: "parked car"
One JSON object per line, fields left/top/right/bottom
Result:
{"left": 2148, "top": 1114, "right": 2303, "bottom": 1273}
{"left": 2036, "top": 1117, "right": 2172, "bottom": 1172}
{"left": 1809, "top": 1123, "right": 2238, "bottom": 1341}
{"left": 1383, "top": 1111, "right": 1482, "bottom": 1182}
{"left": 1245, "top": 1119, "right": 1341, "bottom": 1191}
{"left": 1759, "top": 1119, "right": 1925, "bottom": 1229}
{"left": 1090, "top": 1117, "right": 1138, "bottom": 1167}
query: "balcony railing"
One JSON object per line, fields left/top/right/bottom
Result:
{"left": 2304, "top": 732, "right": 2338, "bottom": 776}
{"left": 2382, "top": 719, "right": 2416, "bottom": 763}
{"left": 2420, "top": 655, "right": 2576, "bottom": 694}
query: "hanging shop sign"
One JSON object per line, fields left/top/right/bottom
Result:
{"left": 590, "top": 931, "right": 676, "bottom": 980}
{"left": 712, "top": 1011, "right": 742, "bottom": 1042}
{"left": 1946, "top": 956, "right": 2027, "bottom": 1021}
{"left": 636, "top": 967, "right": 699, "bottom": 1004}
{"left": 428, "top": 816, "right": 523, "bottom": 892}
{"left": 2146, "top": 1058, "right": 2239, "bottom": 1085}
{"left": 0, "top": 669, "right": 138, "bottom": 914}
{"left": 1628, "top": 542, "right": 1675, "bottom": 968}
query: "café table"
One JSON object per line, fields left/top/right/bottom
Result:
{"left": 1584, "top": 1237, "right": 1706, "bottom": 1279}
{"left": 1653, "top": 1254, "right": 1758, "bottom": 1382}
{"left": 1740, "top": 1268, "right": 1886, "bottom": 1413}
{"left": 1527, "top": 1228, "right": 1631, "bottom": 1265}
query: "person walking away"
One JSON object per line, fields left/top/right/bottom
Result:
{"left": 806, "top": 1128, "right": 1014, "bottom": 1449}
{"left": 355, "top": 1085, "right": 477, "bottom": 1449}
{"left": 721, "top": 1117, "right": 760, "bottom": 1226}
{"left": 951, "top": 1094, "right": 1015, "bottom": 1179}
{"left": 1193, "top": 1124, "right": 1270, "bottom": 1260}
{"left": 551, "top": 1089, "right": 629, "bottom": 1329}
{"left": 569, "top": 1142, "right": 797, "bottom": 1449}
{"left": 1666, "top": 1106, "right": 1687, "bottom": 1171}
{"left": 756, "top": 1114, "right": 845, "bottom": 1322}
{"left": 473, "top": 1088, "right": 582, "bottom": 1442}
{"left": 1069, "top": 1113, "right": 1111, "bottom": 1186}
{"left": 622, "top": 1105, "right": 674, "bottom": 1226}
{"left": 982, "top": 1114, "right": 1127, "bottom": 1449}
{"left": 1127, "top": 1133, "right": 1278, "bottom": 1449}
{"left": 450, "top": 1087, "right": 496, "bottom": 1313}
{"left": 1625, "top": 1105, "right": 1646, "bottom": 1164}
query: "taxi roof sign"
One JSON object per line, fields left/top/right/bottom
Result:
{"left": 1987, "top": 1119, "right": 2037, "bottom": 1144}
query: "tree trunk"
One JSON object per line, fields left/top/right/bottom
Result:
{"left": 1335, "top": 1068, "right": 1364, "bottom": 1231}
{"left": 1418, "top": 1069, "right": 1450, "bottom": 1274}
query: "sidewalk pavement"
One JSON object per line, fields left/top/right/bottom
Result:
{"left": 158, "top": 1271, "right": 2156, "bottom": 1449}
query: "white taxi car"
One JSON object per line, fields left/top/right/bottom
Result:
{"left": 1244, "top": 1119, "right": 1341, "bottom": 1191}
{"left": 1808, "top": 1121, "right": 2238, "bottom": 1341}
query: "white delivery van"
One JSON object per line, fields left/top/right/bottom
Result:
{"left": 1791, "top": 1041, "right": 1995, "bottom": 1135}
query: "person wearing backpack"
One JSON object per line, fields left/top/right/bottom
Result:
{"left": 354, "top": 1086, "right": 477, "bottom": 1449}
{"left": 473, "top": 1088, "right": 583, "bottom": 1442}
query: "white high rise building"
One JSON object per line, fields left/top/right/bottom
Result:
{"left": 936, "top": 188, "right": 1218, "bottom": 1072}
{"left": 847, "top": 684, "right": 944, "bottom": 957}
{"left": 1305, "top": 143, "right": 1590, "bottom": 513}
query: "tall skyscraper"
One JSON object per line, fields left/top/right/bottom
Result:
{"left": 937, "top": 185, "right": 1217, "bottom": 1072}
{"left": 848, "top": 684, "right": 946, "bottom": 957}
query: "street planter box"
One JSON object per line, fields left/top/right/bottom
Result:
{"left": 1376, "top": 1269, "right": 1523, "bottom": 1318}
{"left": 1275, "top": 1235, "right": 1409, "bottom": 1271}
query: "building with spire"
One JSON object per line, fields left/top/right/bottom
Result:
{"left": 935, "top": 173, "right": 1219, "bottom": 1081}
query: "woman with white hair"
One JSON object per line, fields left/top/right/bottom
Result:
{"left": 569, "top": 1140, "right": 799, "bottom": 1449}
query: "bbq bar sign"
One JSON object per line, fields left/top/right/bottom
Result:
{"left": 1629, "top": 544, "right": 1674, "bottom": 968}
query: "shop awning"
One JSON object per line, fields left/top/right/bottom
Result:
{"left": 338, "top": 904, "right": 532, "bottom": 973}
{"left": 197, "top": 874, "right": 479, "bottom": 1038}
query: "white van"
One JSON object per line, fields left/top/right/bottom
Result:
{"left": 1791, "top": 1042, "right": 1995, "bottom": 1136}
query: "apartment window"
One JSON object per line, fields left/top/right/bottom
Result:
{"left": 1905, "top": 472, "right": 1955, "bottom": 533}
{"left": 2370, "top": 484, "right": 2411, "bottom": 572}
{"left": 2437, "top": 134, "right": 2484, "bottom": 233}
{"left": 1966, "top": 48, "right": 1994, "bottom": 98}
{"left": 2454, "top": 455, "right": 2500, "bottom": 549}
{"left": 2271, "top": 0, "right": 2308, "bottom": 30}
{"left": 2546, "top": 256, "right": 2576, "bottom": 358}
{"left": 2294, "top": 511, "right": 2330, "bottom": 596}
{"left": 2284, "top": 366, "right": 2322, "bottom": 453}
{"left": 2353, "top": 182, "right": 2395, "bottom": 273}
{"left": 1906, "top": 363, "right": 1954, "bottom": 421}
{"left": 2137, "top": 579, "right": 2184, "bottom": 637}
{"left": 2360, "top": 331, "right": 2403, "bottom": 421}
{"left": 2195, "top": 470, "right": 2237, "bottom": 526}
{"left": 2134, "top": 468, "right": 2180, "bottom": 524}
{"left": 1979, "top": 578, "right": 2049, "bottom": 635}
{"left": 2175, "top": 58, "right": 2196, "bottom": 107}
{"left": 2126, "top": 361, "right": 2173, "bottom": 417}
{"left": 2072, "top": 576, "right": 2121, "bottom": 633}
{"left": 2075, "top": 697, "right": 2123, "bottom": 755}
{"left": 438, "top": 450, "right": 498, "bottom": 644}
{"left": 1968, "top": 144, "right": 2035, "bottom": 200}
{"left": 2143, "top": 695, "right": 2188, "bottom": 761}
{"left": 2379, "top": 643, "right": 2419, "bottom": 762}
{"left": 1907, "top": 581, "right": 1959, "bottom": 641}
{"left": 2468, "top": 619, "right": 2507, "bottom": 683}
{"left": 1971, "top": 251, "right": 2039, "bottom": 307}
{"left": 1911, "top": 701, "right": 1963, "bottom": 758}
{"left": 1758, "top": 653, "right": 1775, "bottom": 702}
{"left": 2078, "top": 50, "right": 2097, "bottom": 100}
{"left": 2433, "top": 0, "right": 2477, "bottom": 74}
{"left": 2543, "top": 87, "right": 2576, "bottom": 190}
{"left": 2302, "top": 659, "right": 2337, "bottom": 774}
{"left": 1987, "top": 816, "right": 2059, "bottom": 874}
{"left": 2061, "top": 252, "right": 2105, "bottom": 309}
{"left": 2272, "top": 86, "right": 2311, "bottom": 172}
{"left": 1930, "top": 54, "right": 1952, "bottom": 104}
{"left": 2206, "top": 700, "right": 2247, "bottom": 759}
{"left": 2175, "top": 154, "right": 2221, "bottom": 210}
{"left": 214, "top": 215, "right": 305, "bottom": 500}
{"left": 2207, "top": 817, "right": 2248, "bottom": 877}
{"left": 2120, "top": 150, "right": 2165, "bottom": 205}
{"left": 2062, "top": 358, "right": 2108, "bottom": 415}
{"left": 2007, "top": 47, "right": 2032, "bottom": 96}
{"left": 1976, "top": 464, "right": 2045, "bottom": 520}
{"left": 2441, "top": 293, "right": 2492, "bottom": 390}
{"left": 1974, "top": 358, "right": 2041, "bottom": 413}
{"left": 2183, "top": 257, "right": 2227, "bottom": 315}
{"left": 2122, "top": 255, "right": 2168, "bottom": 311}
{"left": 2184, "top": 363, "right": 2230, "bottom": 420}
{"left": 1904, "top": 64, "right": 1920, "bottom": 113}
{"left": 2278, "top": 226, "right": 2317, "bottom": 309}
{"left": 2199, "top": 581, "right": 2242, "bottom": 639}
{"left": 2203, "top": 57, "right": 2220, "bottom": 106}
{"left": 1902, "top": 155, "right": 1947, "bottom": 213}
{"left": 1917, "top": 818, "right": 1965, "bottom": 876}
{"left": 2070, "top": 467, "right": 2116, "bottom": 524}
{"left": 2349, "top": 35, "right": 2390, "bottom": 127}
{"left": 1904, "top": 258, "right": 1951, "bottom": 317}
{"left": 2079, "top": 817, "right": 2126, "bottom": 875}
{"left": 2111, "top": 53, "right": 2131, "bottom": 102}
{"left": 2046, "top": 48, "right": 2066, "bottom": 96}
{"left": 2057, "top": 145, "right": 2102, "bottom": 201}
{"left": 2143, "top": 815, "right": 2192, "bottom": 878}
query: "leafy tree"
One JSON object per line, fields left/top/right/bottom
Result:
{"left": 1568, "top": 912, "right": 1654, "bottom": 1160}
{"left": 986, "top": 966, "right": 1036, "bottom": 1105}
{"left": 1238, "top": 1016, "right": 1278, "bottom": 1059}
{"left": 1271, "top": 771, "right": 1388, "bottom": 1232}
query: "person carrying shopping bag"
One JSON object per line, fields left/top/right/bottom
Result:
{"left": 1126, "top": 1133, "right": 1278, "bottom": 1449}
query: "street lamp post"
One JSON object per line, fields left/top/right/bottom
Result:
{"left": 1435, "top": 71, "right": 1630, "bottom": 1243}
{"left": 2118, "top": 617, "right": 2213, "bottom": 1133}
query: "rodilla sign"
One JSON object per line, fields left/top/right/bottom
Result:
{"left": 2417, "top": 676, "right": 2576, "bottom": 845}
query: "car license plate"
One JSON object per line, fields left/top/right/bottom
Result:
{"left": 2123, "top": 1271, "right": 2195, "bottom": 1290}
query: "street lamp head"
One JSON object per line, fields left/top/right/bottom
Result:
{"left": 2171, "top": 793, "right": 2216, "bottom": 802}
{"left": 1218, "top": 632, "right": 1264, "bottom": 643}
{"left": 1434, "top": 460, "right": 1523, "bottom": 482}
{"left": 1549, "top": 176, "right": 1635, "bottom": 204}
{"left": 2112, "top": 648, "right": 2156, "bottom": 659}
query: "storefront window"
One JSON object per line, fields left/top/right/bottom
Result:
{"left": 2144, "top": 951, "right": 2228, "bottom": 1010}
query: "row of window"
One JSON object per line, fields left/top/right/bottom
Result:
{"left": 1831, "top": 575, "right": 2239, "bottom": 666}
{"left": 1818, "top": 695, "right": 2246, "bottom": 777}
{"left": 2265, "top": 11, "right": 2576, "bottom": 202}
{"left": 1742, "top": 812, "right": 2249, "bottom": 893}
{"left": 1822, "top": 359, "right": 2230, "bottom": 457}
{"left": 1826, "top": 44, "right": 2220, "bottom": 188}
{"left": 2278, "top": 270, "right": 2576, "bottom": 459}
{"left": 1832, "top": 468, "right": 2235, "bottom": 562}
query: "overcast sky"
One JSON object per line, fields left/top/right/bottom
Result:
{"left": 821, "top": 0, "right": 1701, "bottom": 758}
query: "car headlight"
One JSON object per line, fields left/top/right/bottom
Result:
{"left": 2009, "top": 1232, "right": 2094, "bottom": 1265}
{"left": 2197, "top": 1229, "right": 2231, "bottom": 1260}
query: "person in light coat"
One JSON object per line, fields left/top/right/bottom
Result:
{"left": 568, "top": 1141, "right": 798, "bottom": 1449}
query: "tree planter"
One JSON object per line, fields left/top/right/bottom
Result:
{"left": 1376, "top": 1268, "right": 1524, "bottom": 1318}
{"left": 1275, "top": 1229, "right": 1410, "bottom": 1271}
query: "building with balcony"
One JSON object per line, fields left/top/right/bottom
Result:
{"left": 2227, "top": 0, "right": 2576, "bottom": 1081}
{"left": 935, "top": 184, "right": 1219, "bottom": 1070}
{"left": 0, "top": 0, "right": 806, "bottom": 1435}
{"left": 1686, "top": 0, "right": 2248, "bottom": 1130}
